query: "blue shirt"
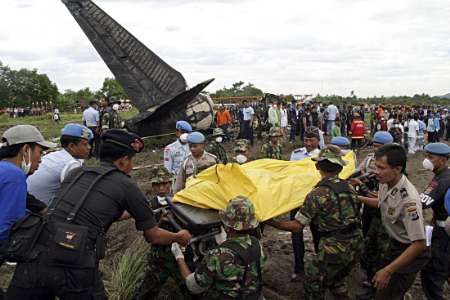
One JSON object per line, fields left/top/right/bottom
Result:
{"left": 445, "top": 188, "right": 450, "bottom": 216}
{"left": 82, "top": 107, "right": 100, "bottom": 127}
{"left": 0, "top": 161, "right": 27, "bottom": 242}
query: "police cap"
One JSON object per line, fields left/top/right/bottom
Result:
{"left": 176, "top": 121, "right": 192, "bottom": 133}
{"left": 61, "top": 123, "right": 93, "bottom": 141}
{"left": 101, "top": 129, "right": 144, "bottom": 153}
{"left": 330, "top": 136, "right": 350, "bottom": 147}
{"left": 424, "top": 142, "right": 450, "bottom": 158}
{"left": 373, "top": 131, "right": 393, "bottom": 145}
{"left": 187, "top": 131, "right": 205, "bottom": 144}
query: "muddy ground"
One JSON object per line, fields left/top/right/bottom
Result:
{"left": 1, "top": 136, "right": 449, "bottom": 299}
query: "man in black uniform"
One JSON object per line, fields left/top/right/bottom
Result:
{"left": 6, "top": 129, "right": 192, "bottom": 300}
{"left": 420, "top": 142, "right": 450, "bottom": 300}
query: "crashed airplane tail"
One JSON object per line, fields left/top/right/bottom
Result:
{"left": 62, "top": 0, "right": 214, "bottom": 137}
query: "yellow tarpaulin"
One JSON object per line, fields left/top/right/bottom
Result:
{"left": 173, "top": 151, "right": 356, "bottom": 221}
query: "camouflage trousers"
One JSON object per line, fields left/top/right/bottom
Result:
{"left": 304, "top": 234, "right": 363, "bottom": 300}
{"left": 360, "top": 216, "right": 390, "bottom": 280}
{"left": 133, "top": 246, "right": 192, "bottom": 300}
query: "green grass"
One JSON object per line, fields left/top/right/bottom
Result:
{"left": 0, "top": 109, "right": 138, "bottom": 139}
{"left": 105, "top": 238, "right": 148, "bottom": 300}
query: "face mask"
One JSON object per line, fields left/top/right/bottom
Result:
{"left": 422, "top": 158, "right": 434, "bottom": 171}
{"left": 236, "top": 154, "right": 247, "bottom": 164}
{"left": 215, "top": 137, "right": 223, "bottom": 143}
{"left": 215, "top": 227, "right": 227, "bottom": 244}
{"left": 21, "top": 149, "right": 32, "bottom": 175}
{"left": 157, "top": 196, "right": 168, "bottom": 206}
{"left": 179, "top": 133, "right": 188, "bottom": 144}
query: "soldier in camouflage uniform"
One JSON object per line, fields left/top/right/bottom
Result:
{"left": 134, "top": 165, "right": 192, "bottom": 300}
{"left": 267, "top": 145, "right": 363, "bottom": 300}
{"left": 233, "top": 139, "right": 252, "bottom": 164}
{"left": 206, "top": 128, "right": 228, "bottom": 164}
{"left": 259, "top": 126, "right": 283, "bottom": 159}
{"left": 101, "top": 103, "right": 123, "bottom": 130}
{"left": 171, "top": 196, "right": 266, "bottom": 299}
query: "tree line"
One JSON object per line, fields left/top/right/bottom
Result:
{"left": 0, "top": 61, "right": 127, "bottom": 110}
{"left": 1, "top": 60, "right": 448, "bottom": 110}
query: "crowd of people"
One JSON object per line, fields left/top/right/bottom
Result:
{"left": 0, "top": 99, "right": 450, "bottom": 300}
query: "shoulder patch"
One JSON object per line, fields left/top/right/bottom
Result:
{"left": 400, "top": 188, "right": 408, "bottom": 199}
{"left": 409, "top": 211, "right": 419, "bottom": 221}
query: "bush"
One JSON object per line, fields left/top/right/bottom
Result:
{"left": 106, "top": 238, "right": 148, "bottom": 300}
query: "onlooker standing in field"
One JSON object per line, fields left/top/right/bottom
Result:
{"left": 82, "top": 100, "right": 100, "bottom": 157}
{"left": 407, "top": 114, "right": 419, "bottom": 154}
{"left": 241, "top": 100, "right": 255, "bottom": 145}
{"left": 350, "top": 112, "right": 365, "bottom": 149}
{"left": 215, "top": 105, "right": 232, "bottom": 142}
{"left": 326, "top": 102, "right": 339, "bottom": 135}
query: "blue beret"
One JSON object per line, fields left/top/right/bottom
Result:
{"left": 373, "top": 131, "right": 393, "bottom": 145}
{"left": 424, "top": 142, "right": 450, "bottom": 157}
{"left": 61, "top": 123, "right": 93, "bottom": 140}
{"left": 187, "top": 132, "right": 205, "bottom": 144}
{"left": 176, "top": 121, "right": 192, "bottom": 133}
{"left": 331, "top": 136, "right": 350, "bottom": 147}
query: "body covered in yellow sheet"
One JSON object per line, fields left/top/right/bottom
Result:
{"left": 173, "top": 151, "right": 356, "bottom": 221}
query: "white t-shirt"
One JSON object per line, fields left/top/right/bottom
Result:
{"left": 326, "top": 104, "right": 339, "bottom": 121}
{"left": 408, "top": 120, "right": 419, "bottom": 138}
{"left": 243, "top": 107, "right": 255, "bottom": 121}
{"left": 280, "top": 108, "right": 288, "bottom": 127}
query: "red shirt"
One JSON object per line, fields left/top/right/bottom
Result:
{"left": 351, "top": 120, "right": 365, "bottom": 138}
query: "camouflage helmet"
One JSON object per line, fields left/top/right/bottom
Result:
{"left": 150, "top": 165, "right": 172, "bottom": 184}
{"left": 312, "top": 145, "right": 347, "bottom": 167}
{"left": 234, "top": 139, "right": 250, "bottom": 153}
{"left": 269, "top": 126, "right": 282, "bottom": 137}
{"left": 212, "top": 128, "right": 224, "bottom": 137}
{"left": 219, "top": 196, "right": 259, "bottom": 231}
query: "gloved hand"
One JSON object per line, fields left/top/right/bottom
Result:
{"left": 171, "top": 242, "right": 184, "bottom": 260}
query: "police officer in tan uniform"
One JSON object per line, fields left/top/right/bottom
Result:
{"left": 359, "top": 144, "right": 429, "bottom": 300}
{"left": 174, "top": 132, "right": 217, "bottom": 193}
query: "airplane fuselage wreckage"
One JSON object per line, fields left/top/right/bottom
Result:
{"left": 62, "top": 0, "right": 215, "bottom": 137}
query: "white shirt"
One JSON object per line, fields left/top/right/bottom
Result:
{"left": 326, "top": 104, "right": 339, "bottom": 121}
{"left": 82, "top": 107, "right": 100, "bottom": 127}
{"left": 243, "top": 106, "right": 255, "bottom": 121}
{"left": 27, "top": 149, "right": 83, "bottom": 205}
{"left": 387, "top": 118, "right": 395, "bottom": 131}
{"left": 407, "top": 120, "right": 419, "bottom": 138}
{"left": 280, "top": 108, "right": 288, "bottom": 127}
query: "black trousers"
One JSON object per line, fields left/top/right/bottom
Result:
{"left": 290, "top": 209, "right": 320, "bottom": 274}
{"left": 6, "top": 259, "right": 106, "bottom": 300}
{"left": 88, "top": 127, "right": 100, "bottom": 158}
{"left": 421, "top": 226, "right": 450, "bottom": 300}
{"left": 242, "top": 121, "right": 253, "bottom": 146}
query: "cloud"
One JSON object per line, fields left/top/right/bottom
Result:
{"left": 1, "top": 0, "right": 450, "bottom": 97}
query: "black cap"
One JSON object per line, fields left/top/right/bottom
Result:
{"left": 101, "top": 129, "right": 144, "bottom": 153}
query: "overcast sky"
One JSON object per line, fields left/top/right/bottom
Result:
{"left": 1, "top": 0, "right": 450, "bottom": 97}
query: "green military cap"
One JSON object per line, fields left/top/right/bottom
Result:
{"left": 212, "top": 128, "right": 224, "bottom": 137}
{"left": 150, "top": 165, "right": 172, "bottom": 184}
{"left": 269, "top": 126, "right": 282, "bottom": 137}
{"left": 234, "top": 139, "right": 250, "bottom": 152}
{"left": 219, "top": 195, "right": 259, "bottom": 231}
{"left": 312, "top": 145, "right": 347, "bottom": 166}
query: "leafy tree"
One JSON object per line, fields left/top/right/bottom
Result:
{"left": 95, "top": 77, "right": 128, "bottom": 102}
{"left": 211, "top": 81, "right": 264, "bottom": 98}
{"left": 0, "top": 61, "right": 59, "bottom": 108}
